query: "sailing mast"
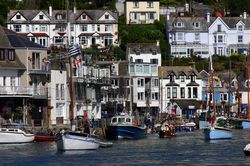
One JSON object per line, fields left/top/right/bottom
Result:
{"left": 209, "top": 55, "right": 216, "bottom": 125}
{"left": 247, "top": 52, "right": 250, "bottom": 119}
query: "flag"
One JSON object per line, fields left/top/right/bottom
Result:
{"left": 68, "top": 44, "right": 81, "bottom": 56}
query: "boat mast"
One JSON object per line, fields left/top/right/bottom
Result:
{"left": 228, "top": 60, "right": 231, "bottom": 118}
{"left": 209, "top": 55, "right": 216, "bottom": 125}
{"left": 247, "top": 52, "right": 250, "bottom": 119}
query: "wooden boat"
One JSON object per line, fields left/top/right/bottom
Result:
{"left": 56, "top": 131, "right": 100, "bottom": 151}
{"left": 105, "top": 113, "right": 147, "bottom": 139}
{"left": 159, "top": 120, "right": 176, "bottom": 138}
{"left": 0, "top": 123, "right": 34, "bottom": 143}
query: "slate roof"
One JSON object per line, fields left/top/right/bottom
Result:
{"left": 126, "top": 43, "right": 161, "bottom": 54}
{"left": 7, "top": 9, "right": 118, "bottom": 24}
{"left": 172, "top": 99, "right": 201, "bottom": 109}
{"left": 158, "top": 66, "right": 201, "bottom": 79}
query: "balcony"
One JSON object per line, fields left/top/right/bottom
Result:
{"left": 72, "top": 75, "right": 110, "bottom": 86}
{"left": 0, "top": 86, "right": 48, "bottom": 99}
{"left": 29, "top": 65, "right": 51, "bottom": 75}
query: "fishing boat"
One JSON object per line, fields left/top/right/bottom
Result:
{"left": 105, "top": 113, "right": 147, "bottom": 139}
{"left": 56, "top": 131, "right": 100, "bottom": 151}
{"left": 203, "top": 55, "right": 232, "bottom": 140}
{"left": 34, "top": 132, "right": 56, "bottom": 142}
{"left": 0, "top": 123, "right": 35, "bottom": 143}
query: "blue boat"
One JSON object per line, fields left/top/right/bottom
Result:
{"left": 105, "top": 113, "right": 147, "bottom": 139}
{"left": 241, "top": 120, "right": 250, "bottom": 129}
{"left": 204, "top": 127, "right": 232, "bottom": 140}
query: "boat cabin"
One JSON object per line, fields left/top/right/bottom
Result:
{"left": 110, "top": 114, "right": 133, "bottom": 126}
{"left": 0, "top": 128, "right": 24, "bottom": 133}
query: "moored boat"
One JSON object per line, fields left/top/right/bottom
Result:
{"left": 0, "top": 124, "right": 35, "bottom": 143}
{"left": 105, "top": 113, "right": 147, "bottom": 139}
{"left": 204, "top": 127, "right": 232, "bottom": 140}
{"left": 158, "top": 120, "right": 176, "bottom": 138}
{"left": 56, "top": 131, "right": 100, "bottom": 151}
{"left": 35, "top": 135, "right": 56, "bottom": 142}
{"left": 244, "top": 143, "right": 250, "bottom": 156}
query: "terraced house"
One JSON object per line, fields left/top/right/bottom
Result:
{"left": 7, "top": 6, "right": 119, "bottom": 49}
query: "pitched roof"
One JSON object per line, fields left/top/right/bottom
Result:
{"left": 159, "top": 66, "right": 201, "bottom": 79}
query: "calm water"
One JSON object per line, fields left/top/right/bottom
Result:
{"left": 1, "top": 130, "right": 250, "bottom": 166}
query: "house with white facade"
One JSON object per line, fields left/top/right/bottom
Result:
{"left": 158, "top": 65, "right": 202, "bottom": 118}
{"left": 7, "top": 6, "right": 119, "bottom": 49}
{"left": 0, "top": 26, "right": 49, "bottom": 127}
{"left": 125, "top": 0, "right": 160, "bottom": 24}
{"left": 126, "top": 42, "right": 161, "bottom": 66}
{"left": 167, "top": 12, "right": 250, "bottom": 58}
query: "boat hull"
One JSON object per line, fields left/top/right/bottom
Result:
{"left": 242, "top": 120, "right": 250, "bottom": 129}
{"left": 204, "top": 128, "right": 232, "bottom": 140}
{"left": 56, "top": 133, "right": 100, "bottom": 151}
{"left": 0, "top": 132, "right": 34, "bottom": 144}
{"left": 106, "top": 125, "right": 147, "bottom": 139}
{"left": 35, "top": 135, "right": 56, "bottom": 142}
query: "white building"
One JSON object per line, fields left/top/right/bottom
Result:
{"left": 167, "top": 12, "right": 250, "bottom": 58}
{"left": 7, "top": 6, "right": 119, "bottom": 49}
{"left": 158, "top": 66, "right": 202, "bottom": 116}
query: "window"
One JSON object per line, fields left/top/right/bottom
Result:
{"left": 217, "top": 24, "right": 221, "bottom": 32}
{"left": 218, "top": 35, "right": 223, "bottom": 43}
{"left": 220, "top": 93, "right": 228, "bottom": 101}
{"left": 31, "top": 25, "right": 35, "bottom": 32}
{"left": 177, "top": 33, "right": 184, "bottom": 40}
{"left": 138, "top": 92, "right": 144, "bottom": 100}
{"left": 3, "top": 76, "right": 6, "bottom": 86}
{"left": 13, "top": 25, "right": 21, "bottom": 32}
{"left": 214, "top": 36, "right": 217, "bottom": 43}
{"left": 188, "top": 87, "right": 191, "bottom": 98}
{"left": 79, "top": 36, "right": 87, "bottom": 45}
{"left": 238, "top": 25, "right": 243, "bottom": 31}
{"left": 152, "top": 79, "right": 159, "bottom": 87}
{"left": 193, "top": 22, "right": 200, "bottom": 28}
{"left": 150, "top": 59, "right": 158, "bottom": 64}
{"left": 56, "top": 84, "right": 60, "bottom": 99}
{"left": 137, "top": 78, "right": 144, "bottom": 87}
{"left": 133, "top": 2, "right": 139, "bottom": 8}
{"left": 170, "top": 73, "right": 175, "bottom": 82}
{"left": 104, "top": 36, "right": 113, "bottom": 46}
{"left": 56, "top": 14, "right": 63, "bottom": 20}
{"left": 147, "top": 2, "right": 153, "bottom": 8}
{"left": 135, "top": 59, "right": 143, "bottom": 63}
{"left": 80, "top": 25, "right": 87, "bottom": 31}
{"left": 181, "top": 87, "right": 185, "bottom": 98}
{"left": 238, "top": 35, "right": 243, "bottom": 43}
{"left": 105, "top": 14, "right": 109, "bottom": 20}
{"left": 175, "top": 22, "right": 184, "bottom": 27}
{"left": 0, "top": 49, "right": 5, "bottom": 61}
{"left": 39, "top": 15, "right": 44, "bottom": 20}
{"left": 172, "top": 87, "right": 177, "bottom": 98}
{"left": 136, "top": 65, "right": 143, "bottom": 73}
{"left": 8, "top": 50, "right": 15, "bottom": 61}
{"left": 105, "top": 25, "right": 112, "bottom": 31}
{"left": 130, "top": 65, "right": 135, "bottom": 72}
{"left": 97, "top": 25, "right": 100, "bottom": 31}
{"left": 39, "top": 25, "right": 47, "bottom": 32}
{"left": 10, "top": 77, "right": 15, "bottom": 87}
{"left": 82, "top": 15, "right": 87, "bottom": 20}
{"left": 147, "top": 13, "right": 155, "bottom": 20}
{"left": 131, "top": 13, "right": 139, "bottom": 20}
{"left": 16, "top": 14, "right": 21, "bottom": 19}
{"left": 152, "top": 92, "right": 158, "bottom": 100}
{"left": 195, "top": 33, "right": 200, "bottom": 41}
{"left": 193, "top": 87, "right": 197, "bottom": 98}
{"left": 61, "top": 84, "right": 65, "bottom": 99}
{"left": 32, "top": 52, "right": 40, "bottom": 70}
{"left": 191, "top": 75, "right": 196, "bottom": 82}
{"left": 167, "top": 88, "right": 171, "bottom": 98}
{"left": 144, "top": 65, "right": 150, "bottom": 73}
{"left": 180, "top": 75, "right": 185, "bottom": 82}
{"left": 70, "top": 25, "right": 74, "bottom": 31}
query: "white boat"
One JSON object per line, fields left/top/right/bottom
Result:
{"left": 0, "top": 127, "right": 35, "bottom": 144}
{"left": 56, "top": 132, "right": 100, "bottom": 151}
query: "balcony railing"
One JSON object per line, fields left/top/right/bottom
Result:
{"left": 72, "top": 75, "right": 110, "bottom": 85}
{"left": 29, "top": 65, "right": 51, "bottom": 75}
{"left": 0, "top": 86, "right": 48, "bottom": 99}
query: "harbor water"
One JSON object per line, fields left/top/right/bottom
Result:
{"left": 1, "top": 129, "right": 250, "bottom": 166}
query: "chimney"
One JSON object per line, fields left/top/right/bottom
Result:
{"left": 156, "top": 40, "right": 160, "bottom": 46}
{"left": 243, "top": 11, "right": 247, "bottom": 19}
{"left": 49, "top": 6, "right": 52, "bottom": 17}
{"left": 73, "top": 6, "right": 77, "bottom": 14}
{"left": 166, "top": 11, "right": 170, "bottom": 21}
{"left": 185, "top": 3, "right": 189, "bottom": 13}
{"left": 206, "top": 12, "right": 210, "bottom": 23}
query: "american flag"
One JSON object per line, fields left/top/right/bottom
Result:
{"left": 68, "top": 44, "right": 81, "bottom": 56}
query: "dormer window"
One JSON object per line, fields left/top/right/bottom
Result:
{"left": 193, "top": 22, "right": 200, "bottom": 28}
{"left": 39, "top": 15, "right": 44, "bottom": 20}
{"left": 105, "top": 14, "right": 109, "bottom": 20}
{"left": 16, "top": 14, "right": 21, "bottom": 19}
{"left": 133, "top": 2, "right": 139, "bottom": 8}
{"left": 135, "top": 49, "right": 140, "bottom": 55}
{"left": 238, "top": 25, "right": 243, "bottom": 31}
{"left": 152, "top": 50, "right": 157, "bottom": 55}
{"left": 174, "top": 22, "right": 184, "bottom": 27}
{"left": 180, "top": 75, "right": 185, "bottom": 82}
{"left": 170, "top": 73, "right": 175, "bottom": 82}
{"left": 56, "top": 14, "right": 64, "bottom": 20}
{"left": 191, "top": 74, "right": 196, "bottom": 82}
{"left": 82, "top": 14, "right": 87, "bottom": 20}
{"left": 8, "top": 49, "right": 15, "bottom": 61}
